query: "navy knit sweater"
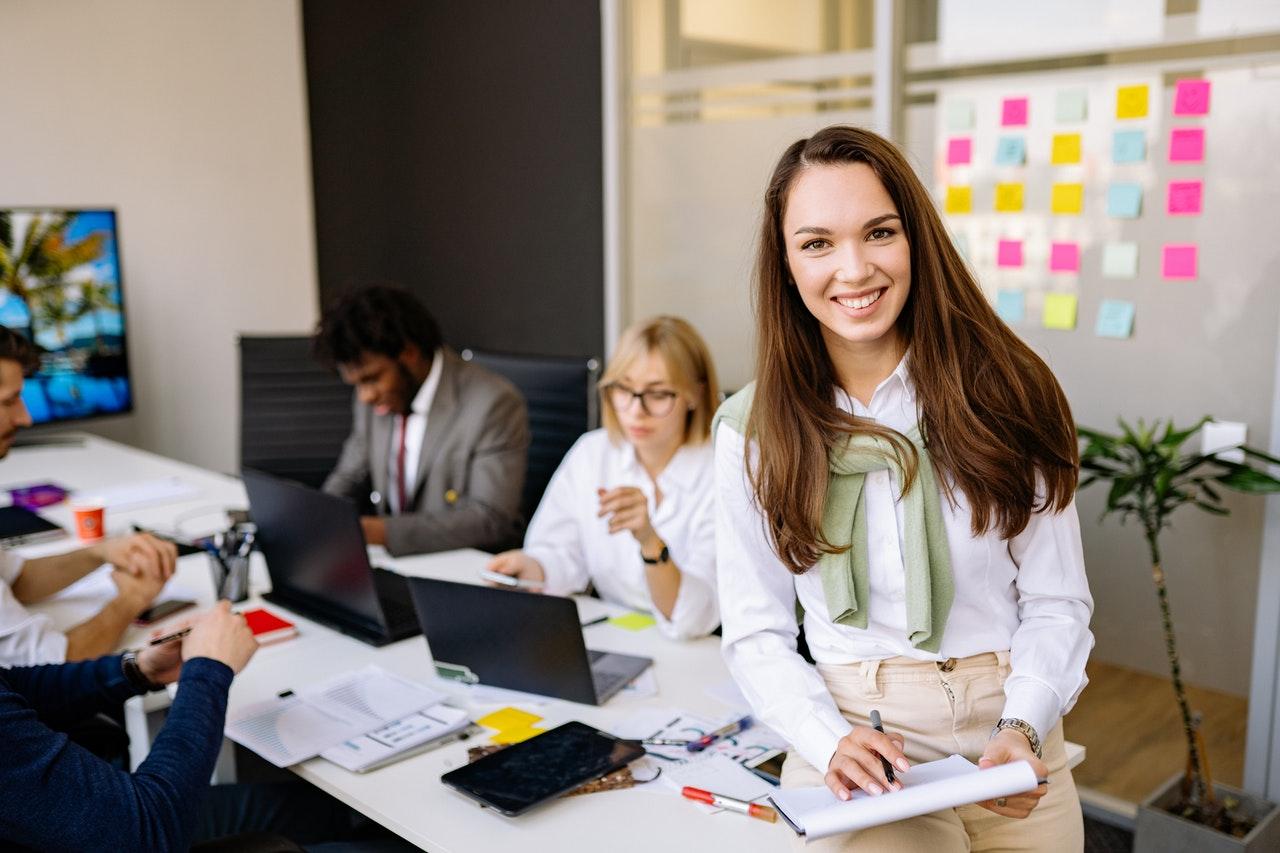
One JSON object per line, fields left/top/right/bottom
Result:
{"left": 0, "top": 655, "right": 233, "bottom": 852}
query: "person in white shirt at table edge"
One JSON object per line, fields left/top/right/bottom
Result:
{"left": 0, "top": 326, "right": 177, "bottom": 666}
{"left": 714, "top": 126, "right": 1093, "bottom": 851}
{"left": 486, "top": 315, "right": 722, "bottom": 640}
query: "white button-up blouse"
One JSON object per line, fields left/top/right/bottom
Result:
{"left": 524, "top": 429, "right": 719, "bottom": 639}
{"left": 716, "top": 357, "right": 1094, "bottom": 773}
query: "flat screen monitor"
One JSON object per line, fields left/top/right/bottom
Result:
{"left": 0, "top": 209, "right": 133, "bottom": 424}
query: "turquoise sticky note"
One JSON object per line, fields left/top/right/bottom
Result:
{"left": 1056, "top": 89, "right": 1088, "bottom": 123}
{"left": 995, "top": 136, "right": 1026, "bottom": 166}
{"left": 1101, "top": 242, "right": 1139, "bottom": 279}
{"left": 1107, "top": 183, "right": 1143, "bottom": 218}
{"left": 996, "top": 289, "right": 1025, "bottom": 324}
{"left": 1113, "top": 129, "right": 1146, "bottom": 163}
{"left": 1095, "top": 300, "right": 1136, "bottom": 339}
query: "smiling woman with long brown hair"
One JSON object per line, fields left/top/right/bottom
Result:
{"left": 715, "top": 126, "right": 1093, "bottom": 851}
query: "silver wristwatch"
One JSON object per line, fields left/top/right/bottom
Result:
{"left": 992, "top": 717, "right": 1043, "bottom": 759}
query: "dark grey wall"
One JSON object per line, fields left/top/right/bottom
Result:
{"left": 302, "top": 0, "right": 604, "bottom": 360}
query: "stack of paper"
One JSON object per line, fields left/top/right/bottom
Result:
{"left": 225, "top": 665, "right": 452, "bottom": 767}
{"left": 321, "top": 705, "right": 473, "bottom": 772}
{"left": 770, "top": 755, "right": 1037, "bottom": 840}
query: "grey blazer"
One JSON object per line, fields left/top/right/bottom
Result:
{"left": 322, "top": 347, "right": 530, "bottom": 556}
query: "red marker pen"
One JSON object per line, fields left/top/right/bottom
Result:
{"left": 681, "top": 786, "right": 778, "bottom": 823}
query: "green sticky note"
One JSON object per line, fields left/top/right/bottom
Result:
{"left": 1056, "top": 89, "right": 1088, "bottom": 123}
{"left": 946, "top": 99, "right": 975, "bottom": 131}
{"left": 609, "top": 612, "right": 658, "bottom": 631}
{"left": 1101, "top": 242, "right": 1139, "bottom": 279}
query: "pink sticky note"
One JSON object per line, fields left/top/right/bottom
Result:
{"left": 1168, "top": 127, "right": 1205, "bottom": 163}
{"left": 1162, "top": 244, "right": 1198, "bottom": 279}
{"left": 1001, "top": 97, "right": 1029, "bottom": 127}
{"left": 996, "top": 239, "right": 1023, "bottom": 268}
{"left": 1049, "top": 242, "right": 1080, "bottom": 273}
{"left": 947, "top": 137, "right": 972, "bottom": 165}
{"left": 1173, "top": 79, "right": 1211, "bottom": 116}
{"left": 1167, "top": 180, "right": 1203, "bottom": 215}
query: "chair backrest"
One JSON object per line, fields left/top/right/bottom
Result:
{"left": 239, "top": 335, "right": 353, "bottom": 490}
{"left": 460, "top": 348, "right": 600, "bottom": 521}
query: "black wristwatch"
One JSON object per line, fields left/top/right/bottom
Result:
{"left": 121, "top": 651, "right": 165, "bottom": 693}
{"left": 640, "top": 544, "right": 669, "bottom": 565}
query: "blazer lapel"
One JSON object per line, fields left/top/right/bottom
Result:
{"left": 411, "top": 348, "right": 462, "bottom": 508}
{"left": 371, "top": 409, "right": 393, "bottom": 510}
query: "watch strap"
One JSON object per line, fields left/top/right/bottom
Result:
{"left": 121, "top": 651, "right": 164, "bottom": 693}
{"left": 992, "top": 717, "right": 1043, "bottom": 759}
{"left": 640, "top": 544, "right": 669, "bottom": 565}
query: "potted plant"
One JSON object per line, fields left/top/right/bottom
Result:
{"left": 1077, "top": 417, "right": 1280, "bottom": 851}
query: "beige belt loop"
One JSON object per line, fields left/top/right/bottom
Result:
{"left": 994, "top": 649, "right": 1011, "bottom": 669}
{"left": 859, "top": 659, "right": 884, "bottom": 699}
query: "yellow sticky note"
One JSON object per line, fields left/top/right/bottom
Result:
{"left": 491, "top": 725, "right": 546, "bottom": 744}
{"left": 1116, "top": 84, "right": 1149, "bottom": 119}
{"left": 609, "top": 612, "right": 658, "bottom": 631}
{"left": 1042, "top": 293, "right": 1078, "bottom": 331}
{"left": 1051, "top": 133, "right": 1081, "bottom": 165}
{"left": 477, "top": 707, "right": 542, "bottom": 732}
{"left": 994, "top": 182, "right": 1023, "bottom": 213}
{"left": 1051, "top": 182, "right": 1084, "bottom": 215}
{"left": 944, "top": 185, "right": 971, "bottom": 214}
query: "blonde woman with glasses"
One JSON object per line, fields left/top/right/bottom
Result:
{"left": 486, "top": 316, "right": 721, "bottom": 639}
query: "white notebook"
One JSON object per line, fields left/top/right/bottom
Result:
{"left": 321, "top": 705, "right": 473, "bottom": 772}
{"left": 770, "top": 755, "right": 1038, "bottom": 841}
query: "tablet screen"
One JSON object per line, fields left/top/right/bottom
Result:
{"left": 441, "top": 721, "right": 644, "bottom": 816}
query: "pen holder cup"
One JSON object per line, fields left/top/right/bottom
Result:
{"left": 209, "top": 552, "right": 250, "bottom": 603}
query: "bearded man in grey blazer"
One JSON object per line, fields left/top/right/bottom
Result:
{"left": 314, "top": 284, "right": 529, "bottom": 556}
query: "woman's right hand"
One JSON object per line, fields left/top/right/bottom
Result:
{"left": 826, "top": 725, "right": 911, "bottom": 800}
{"left": 485, "top": 551, "right": 546, "bottom": 591}
{"left": 181, "top": 600, "right": 259, "bottom": 674}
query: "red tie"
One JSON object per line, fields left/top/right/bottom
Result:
{"left": 396, "top": 414, "right": 408, "bottom": 513}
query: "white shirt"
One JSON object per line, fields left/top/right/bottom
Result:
{"left": 0, "top": 550, "right": 67, "bottom": 665}
{"left": 716, "top": 357, "right": 1094, "bottom": 773}
{"left": 389, "top": 349, "right": 443, "bottom": 513}
{"left": 524, "top": 429, "right": 719, "bottom": 639}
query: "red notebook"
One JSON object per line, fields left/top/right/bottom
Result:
{"left": 242, "top": 608, "right": 298, "bottom": 645}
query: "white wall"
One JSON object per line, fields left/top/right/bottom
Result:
{"left": 0, "top": 0, "right": 319, "bottom": 473}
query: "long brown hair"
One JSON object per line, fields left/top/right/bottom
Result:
{"left": 749, "top": 125, "right": 1078, "bottom": 574}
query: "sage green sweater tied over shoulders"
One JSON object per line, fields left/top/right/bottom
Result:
{"left": 713, "top": 383, "right": 955, "bottom": 654}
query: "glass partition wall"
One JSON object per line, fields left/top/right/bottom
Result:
{"left": 611, "top": 0, "right": 1280, "bottom": 824}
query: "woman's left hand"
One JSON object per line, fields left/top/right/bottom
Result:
{"left": 976, "top": 729, "right": 1050, "bottom": 818}
{"left": 597, "top": 487, "right": 656, "bottom": 544}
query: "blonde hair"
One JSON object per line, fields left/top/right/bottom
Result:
{"left": 599, "top": 315, "right": 720, "bottom": 445}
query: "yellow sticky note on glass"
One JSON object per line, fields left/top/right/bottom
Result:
{"left": 609, "top": 612, "right": 658, "bottom": 631}
{"left": 477, "top": 707, "right": 542, "bottom": 732}
{"left": 1051, "top": 133, "right": 1082, "bottom": 164}
{"left": 1051, "top": 183, "right": 1084, "bottom": 215}
{"left": 994, "top": 183, "right": 1024, "bottom": 213}
{"left": 491, "top": 725, "right": 546, "bottom": 744}
{"left": 944, "top": 185, "right": 972, "bottom": 214}
{"left": 1116, "top": 84, "right": 1149, "bottom": 119}
{"left": 1042, "top": 293, "right": 1078, "bottom": 330}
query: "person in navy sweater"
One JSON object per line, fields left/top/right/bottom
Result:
{"left": 0, "top": 600, "right": 258, "bottom": 851}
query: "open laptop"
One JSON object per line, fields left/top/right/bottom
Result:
{"left": 407, "top": 577, "right": 653, "bottom": 706}
{"left": 241, "top": 468, "right": 421, "bottom": 647}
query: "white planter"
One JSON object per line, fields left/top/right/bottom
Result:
{"left": 1134, "top": 773, "right": 1280, "bottom": 853}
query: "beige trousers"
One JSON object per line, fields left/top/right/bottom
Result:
{"left": 780, "top": 652, "right": 1083, "bottom": 852}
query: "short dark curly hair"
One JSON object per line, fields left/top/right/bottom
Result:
{"left": 312, "top": 284, "right": 443, "bottom": 368}
{"left": 0, "top": 326, "right": 42, "bottom": 377}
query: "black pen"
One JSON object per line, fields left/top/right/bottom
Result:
{"left": 147, "top": 626, "right": 192, "bottom": 646}
{"left": 870, "top": 709, "right": 896, "bottom": 786}
{"left": 580, "top": 615, "right": 609, "bottom": 627}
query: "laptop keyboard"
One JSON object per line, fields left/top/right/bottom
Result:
{"left": 591, "top": 667, "right": 631, "bottom": 698}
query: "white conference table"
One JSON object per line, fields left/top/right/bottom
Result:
{"left": 7, "top": 434, "right": 1083, "bottom": 853}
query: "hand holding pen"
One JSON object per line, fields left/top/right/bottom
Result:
{"left": 824, "top": 709, "right": 910, "bottom": 801}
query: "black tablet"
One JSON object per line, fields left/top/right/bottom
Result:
{"left": 440, "top": 721, "right": 644, "bottom": 816}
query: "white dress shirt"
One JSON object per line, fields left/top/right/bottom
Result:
{"left": 524, "top": 429, "right": 719, "bottom": 639}
{"left": 389, "top": 349, "right": 443, "bottom": 513}
{"left": 716, "top": 357, "right": 1094, "bottom": 774}
{"left": 0, "top": 550, "right": 67, "bottom": 665}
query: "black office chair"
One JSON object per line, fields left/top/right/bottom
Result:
{"left": 238, "top": 335, "right": 353, "bottom": 490}
{"left": 459, "top": 348, "right": 600, "bottom": 522}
